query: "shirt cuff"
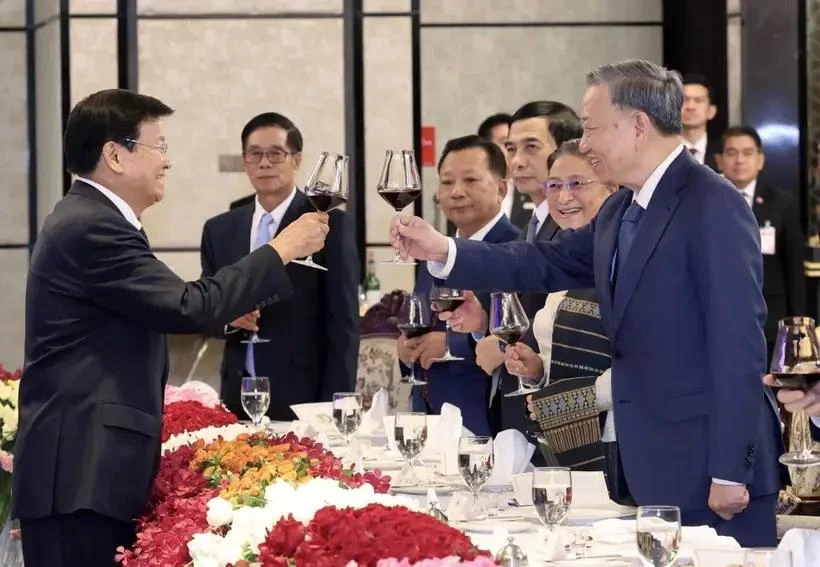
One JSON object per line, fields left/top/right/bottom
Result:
{"left": 812, "top": 416, "right": 820, "bottom": 428}
{"left": 224, "top": 325, "right": 242, "bottom": 335}
{"left": 595, "top": 369, "right": 613, "bottom": 411}
{"left": 711, "top": 478, "right": 743, "bottom": 486}
{"left": 426, "top": 237, "right": 457, "bottom": 279}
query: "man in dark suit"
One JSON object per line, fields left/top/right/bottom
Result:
{"left": 201, "top": 112, "right": 359, "bottom": 422}
{"left": 12, "top": 90, "right": 329, "bottom": 566}
{"left": 716, "top": 125, "right": 806, "bottom": 363}
{"left": 474, "top": 101, "right": 582, "bottom": 436}
{"left": 391, "top": 60, "right": 784, "bottom": 548}
{"left": 397, "top": 135, "right": 519, "bottom": 436}
{"left": 681, "top": 74, "right": 721, "bottom": 170}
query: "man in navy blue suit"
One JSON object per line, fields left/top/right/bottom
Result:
{"left": 391, "top": 59, "right": 784, "bottom": 547}
{"left": 397, "top": 135, "right": 519, "bottom": 436}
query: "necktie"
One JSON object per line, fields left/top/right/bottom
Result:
{"left": 245, "top": 213, "right": 274, "bottom": 376}
{"left": 526, "top": 213, "right": 539, "bottom": 243}
{"left": 613, "top": 202, "right": 645, "bottom": 287}
{"left": 740, "top": 191, "right": 753, "bottom": 208}
{"left": 688, "top": 147, "right": 698, "bottom": 156}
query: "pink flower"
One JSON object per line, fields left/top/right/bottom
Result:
{"left": 0, "top": 449, "right": 13, "bottom": 473}
{"left": 163, "top": 381, "right": 221, "bottom": 408}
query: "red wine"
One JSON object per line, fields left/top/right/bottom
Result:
{"left": 307, "top": 191, "right": 347, "bottom": 212}
{"left": 430, "top": 298, "right": 465, "bottom": 312}
{"left": 493, "top": 326, "right": 524, "bottom": 345}
{"left": 378, "top": 188, "right": 421, "bottom": 211}
{"left": 772, "top": 372, "right": 820, "bottom": 389}
{"left": 398, "top": 324, "right": 432, "bottom": 339}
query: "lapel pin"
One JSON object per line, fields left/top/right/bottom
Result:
{"left": 755, "top": 196, "right": 764, "bottom": 204}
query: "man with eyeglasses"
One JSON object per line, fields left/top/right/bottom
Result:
{"left": 14, "top": 90, "right": 329, "bottom": 567}
{"left": 200, "top": 112, "right": 359, "bottom": 422}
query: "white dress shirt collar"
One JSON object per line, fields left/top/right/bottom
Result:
{"left": 737, "top": 179, "right": 757, "bottom": 207}
{"left": 501, "top": 179, "right": 515, "bottom": 218}
{"left": 633, "top": 144, "right": 685, "bottom": 210}
{"left": 533, "top": 199, "right": 550, "bottom": 233}
{"left": 76, "top": 176, "right": 142, "bottom": 231}
{"left": 684, "top": 133, "right": 708, "bottom": 164}
{"left": 250, "top": 187, "right": 298, "bottom": 251}
{"left": 455, "top": 209, "right": 505, "bottom": 241}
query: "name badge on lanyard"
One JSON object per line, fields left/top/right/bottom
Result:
{"left": 760, "top": 221, "right": 776, "bottom": 255}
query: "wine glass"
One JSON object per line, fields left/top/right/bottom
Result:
{"left": 292, "top": 151, "right": 349, "bottom": 271}
{"left": 241, "top": 312, "right": 269, "bottom": 345}
{"left": 393, "top": 412, "right": 428, "bottom": 485}
{"left": 532, "top": 467, "right": 572, "bottom": 532}
{"left": 429, "top": 285, "right": 465, "bottom": 362}
{"left": 241, "top": 376, "right": 270, "bottom": 428}
{"left": 636, "top": 505, "right": 681, "bottom": 567}
{"left": 332, "top": 392, "right": 363, "bottom": 445}
{"left": 770, "top": 316, "right": 820, "bottom": 466}
{"left": 489, "top": 292, "right": 538, "bottom": 397}
{"left": 397, "top": 293, "right": 432, "bottom": 385}
{"left": 377, "top": 149, "right": 422, "bottom": 265}
{"left": 457, "top": 436, "right": 494, "bottom": 519}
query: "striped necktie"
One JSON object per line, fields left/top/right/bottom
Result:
{"left": 245, "top": 213, "right": 274, "bottom": 376}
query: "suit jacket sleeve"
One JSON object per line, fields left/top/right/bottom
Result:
{"left": 781, "top": 193, "right": 807, "bottom": 316}
{"left": 694, "top": 188, "right": 768, "bottom": 484}
{"left": 320, "top": 210, "right": 360, "bottom": 399}
{"left": 199, "top": 220, "right": 232, "bottom": 340}
{"left": 445, "top": 223, "right": 596, "bottom": 293}
{"left": 85, "top": 212, "right": 294, "bottom": 336}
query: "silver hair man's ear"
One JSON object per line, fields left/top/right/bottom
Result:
{"left": 585, "top": 59, "right": 683, "bottom": 136}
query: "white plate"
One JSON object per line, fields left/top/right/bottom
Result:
{"left": 389, "top": 483, "right": 461, "bottom": 495}
{"left": 453, "top": 520, "right": 534, "bottom": 534}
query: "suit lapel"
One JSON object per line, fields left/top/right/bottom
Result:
{"left": 537, "top": 215, "right": 561, "bottom": 241}
{"left": 230, "top": 205, "right": 255, "bottom": 264}
{"left": 274, "top": 188, "right": 309, "bottom": 237}
{"left": 751, "top": 184, "right": 771, "bottom": 225}
{"left": 610, "top": 158, "right": 687, "bottom": 334}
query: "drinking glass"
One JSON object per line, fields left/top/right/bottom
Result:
{"left": 293, "top": 151, "right": 349, "bottom": 271}
{"left": 398, "top": 293, "right": 432, "bottom": 385}
{"left": 332, "top": 392, "right": 363, "bottom": 445}
{"left": 393, "top": 412, "right": 428, "bottom": 484}
{"left": 636, "top": 505, "right": 681, "bottom": 567}
{"left": 241, "top": 313, "right": 269, "bottom": 345}
{"left": 429, "top": 285, "right": 465, "bottom": 362}
{"left": 377, "top": 149, "right": 422, "bottom": 265}
{"left": 532, "top": 467, "right": 572, "bottom": 531}
{"left": 770, "top": 316, "right": 820, "bottom": 466}
{"left": 240, "top": 376, "right": 270, "bottom": 428}
{"left": 457, "top": 436, "right": 494, "bottom": 519}
{"left": 489, "top": 292, "right": 538, "bottom": 397}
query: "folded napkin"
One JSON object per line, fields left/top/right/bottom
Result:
{"left": 432, "top": 403, "right": 464, "bottom": 475}
{"left": 359, "top": 388, "right": 390, "bottom": 435}
{"left": 486, "top": 429, "right": 535, "bottom": 486}
{"left": 592, "top": 518, "right": 739, "bottom": 548}
{"left": 776, "top": 528, "right": 820, "bottom": 567}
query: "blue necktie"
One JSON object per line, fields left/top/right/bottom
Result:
{"left": 526, "top": 213, "right": 539, "bottom": 243}
{"left": 245, "top": 213, "right": 274, "bottom": 376}
{"left": 614, "top": 202, "right": 644, "bottom": 286}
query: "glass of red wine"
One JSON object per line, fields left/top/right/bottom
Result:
{"left": 397, "top": 293, "right": 432, "bottom": 385}
{"left": 429, "top": 285, "right": 465, "bottom": 363}
{"left": 488, "top": 292, "right": 537, "bottom": 397}
{"left": 770, "top": 316, "right": 820, "bottom": 467}
{"left": 293, "top": 151, "right": 348, "bottom": 271}
{"left": 377, "top": 149, "right": 422, "bottom": 265}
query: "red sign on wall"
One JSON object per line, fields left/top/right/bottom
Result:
{"left": 421, "top": 125, "right": 436, "bottom": 167}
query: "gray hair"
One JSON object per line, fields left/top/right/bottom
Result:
{"left": 586, "top": 59, "right": 683, "bottom": 136}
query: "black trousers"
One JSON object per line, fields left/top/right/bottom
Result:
{"left": 21, "top": 509, "right": 136, "bottom": 567}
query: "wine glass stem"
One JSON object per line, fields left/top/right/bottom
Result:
{"left": 393, "top": 211, "right": 402, "bottom": 262}
{"left": 798, "top": 410, "right": 814, "bottom": 456}
{"left": 443, "top": 321, "right": 454, "bottom": 357}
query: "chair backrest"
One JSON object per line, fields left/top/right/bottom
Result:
{"left": 356, "top": 336, "right": 411, "bottom": 412}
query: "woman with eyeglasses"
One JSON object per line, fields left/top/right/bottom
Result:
{"left": 502, "top": 140, "right": 632, "bottom": 503}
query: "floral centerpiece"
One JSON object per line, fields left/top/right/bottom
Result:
{"left": 0, "top": 365, "right": 21, "bottom": 528}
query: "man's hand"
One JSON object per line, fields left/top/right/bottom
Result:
{"left": 505, "top": 342, "right": 544, "bottom": 378}
{"left": 389, "top": 215, "right": 449, "bottom": 262}
{"left": 397, "top": 333, "right": 418, "bottom": 365}
{"left": 476, "top": 336, "right": 505, "bottom": 375}
{"left": 270, "top": 212, "right": 330, "bottom": 264}
{"left": 763, "top": 374, "right": 820, "bottom": 416}
{"left": 708, "top": 482, "right": 749, "bottom": 521}
{"left": 412, "top": 332, "right": 447, "bottom": 370}
{"left": 526, "top": 394, "right": 537, "bottom": 421}
{"left": 230, "top": 310, "right": 260, "bottom": 332}
{"left": 438, "top": 291, "right": 487, "bottom": 333}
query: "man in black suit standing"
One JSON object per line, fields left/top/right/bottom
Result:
{"left": 201, "top": 113, "right": 359, "bottom": 422}
{"left": 717, "top": 125, "right": 806, "bottom": 361}
{"left": 12, "top": 90, "right": 330, "bottom": 566}
{"left": 681, "top": 74, "right": 721, "bottom": 171}
{"left": 474, "top": 100, "right": 582, "bottom": 436}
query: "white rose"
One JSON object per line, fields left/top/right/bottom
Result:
{"left": 205, "top": 497, "right": 234, "bottom": 528}
{"left": 2, "top": 408, "right": 17, "bottom": 441}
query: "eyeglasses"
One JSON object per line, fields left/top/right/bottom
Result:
{"left": 243, "top": 149, "right": 294, "bottom": 165}
{"left": 123, "top": 138, "right": 168, "bottom": 156}
{"left": 542, "top": 178, "right": 598, "bottom": 193}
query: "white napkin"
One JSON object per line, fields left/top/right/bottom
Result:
{"left": 570, "top": 471, "right": 615, "bottom": 508}
{"left": 592, "top": 518, "right": 739, "bottom": 548}
{"left": 776, "top": 528, "right": 820, "bottom": 567}
{"left": 288, "top": 420, "right": 317, "bottom": 439}
{"left": 432, "top": 403, "right": 464, "bottom": 475}
{"left": 486, "top": 429, "right": 535, "bottom": 486}
{"left": 359, "top": 388, "right": 390, "bottom": 435}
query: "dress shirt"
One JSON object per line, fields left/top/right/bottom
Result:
{"left": 737, "top": 179, "right": 757, "bottom": 208}
{"left": 683, "top": 133, "right": 708, "bottom": 165}
{"left": 250, "top": 187, "right": 297, "bottom": 251}
{"left": 501, "top": 179, "right": 515, "bottom": 218}
{"left": 531, "top": 199, "right": 550, "bottom": 235}
{"left": 76, "top": 176, "right": 142, "bottom": 231}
